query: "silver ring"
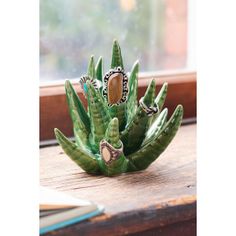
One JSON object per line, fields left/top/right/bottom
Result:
{"left": 102, "top": 67, "right": 129, "bottom": 106}
{"left": 139, "top": 98, "right": 159, "bottom": 116}
{"left": 100, "top": 140, "right": 123, "bottom": 165}
{"left": 79, "top": 75, "right": 99, "bottom": 91}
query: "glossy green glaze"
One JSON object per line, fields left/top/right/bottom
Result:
{"left": 87, "top": 55, "right": 96, "bottom": 79}
{"left": 98, "top": 118, "right": 128, "bottom": 176}
{"left": 126, "top": 60, "right": 139, "bottom": 124}
{"left": 86, "top": 82, "right": 111, "bottom": 153}
{"left": 95, "top": 56, "right": 103, "bottom": 82}
{"left": 108, "top": 39, "right": 127, "bottom": 130}
{"left": 104, "top": 118, "right": 122, "bottom": 149}
{"left": 111, "top": 39, "right": 124, "bottom": 69}
{"left": 54, "top": 128, "right": 100, "bottom": 174}
{"left": 150, "top": 82, "right": 168, "bottom": 125}
{"left": 120, "top": 79, "right": 156, "bottom": 155}
{"left": 127, "top": 105, "right": 183, "bottom": 170}
{"left": 65, "top": 80, "right": 90, "bottom": 148}
{"left": 142, "top": 108, "right": 168, "bottom": 147}
{"left": 54, "top": 41, "right": 184, "bottom": 176}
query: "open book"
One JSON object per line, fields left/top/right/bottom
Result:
{"left": 40, "top": 186, "right": 104, "bottom": 234}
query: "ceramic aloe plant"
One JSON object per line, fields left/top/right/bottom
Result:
{"left": 54, "top": 40, "right": 183, "bottom": 176}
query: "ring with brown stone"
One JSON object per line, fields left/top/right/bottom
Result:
{"left": 100, "top": 140, "right": 124, "bottom": 165}
{"left": 102, "top": 67, "right": 128, "bottom": 106}
{"left": 139, "top": 98, "right": 159, "bottom": 116}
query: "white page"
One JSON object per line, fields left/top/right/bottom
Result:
{"left": 40, "top": 186, "right": 92, "bottom": 210}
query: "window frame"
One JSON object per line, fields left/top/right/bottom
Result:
{"left": 40, "top": 70, "right": 196, "bottom": 141}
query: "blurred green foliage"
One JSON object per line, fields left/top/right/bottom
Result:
{"left": 40, "top": 0, "right": 166, "bottom": 81}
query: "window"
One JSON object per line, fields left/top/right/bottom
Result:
{"left": 40, "top": 0, "right": 194, "bottom": 82}
{"left": 40, "top": 0, "right": 196, "bottom": 141}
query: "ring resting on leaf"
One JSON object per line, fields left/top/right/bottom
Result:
{"left": 54, "top": 40, "right": 184, "bottom": 176}
{"left": 102, "top": 66, "right": 129, "bottom": 106}
{"left": 139, "top": 97, "right": 159, "bottom": 116}
{"left": 100, "top": 140, "right": 123, "bottom": 165}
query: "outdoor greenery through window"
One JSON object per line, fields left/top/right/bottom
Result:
{"left": 40, "top": 0, "right": 192, "bottom": 82}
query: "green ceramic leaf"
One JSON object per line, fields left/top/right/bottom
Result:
{"left": 142, "top": 108, "right": 168, "bottom": 147}
{"left": 54, "top": 128, "right": 100, "bottom": 174}
{"left": 108, "top": 104, "right": 126, "bottom": 131}
{"left": 98, "top": 154, "right": 128, "bottom": 176}
{"left": 86, "top": 81, "right": 111, "bottom": 152}
{"left": 155, "top": 82, "right": 168, "bottom": 111}
{"left": 128, "top": 105, "right": 183, "bottom": 170}
{"left": 65, "top": 80, "right": 90, "bottom": 147}
{"left": 105, "top": 118, "right": 122, "bottom": 148}
{"left": 108, "top": 40, "right": 127, "bottom": 129}
{"left": 127, "top": 60, "right": 139, "bottom": 123}
{"left": 111, "top": 39, "right": 124, "bottom": 69}
{"left": 95, "top": 56, "right": 103, "bottom": 82}
{"left": 87, "top": 55, "right": 96, "bottom": 79}
{"left": 149, "top": 82, "right": 168, "bottom": 126}
{"left": 121, "top": 79, "right": 156, "bottom": 155}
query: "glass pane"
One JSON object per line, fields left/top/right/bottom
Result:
{"left": 40, "top": 0, "right": 189, "bottom": 81}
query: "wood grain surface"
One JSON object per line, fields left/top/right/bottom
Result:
{"left": 40, "top": 124, "right": 196, "bottom": 235}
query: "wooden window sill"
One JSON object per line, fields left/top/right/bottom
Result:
{"left": 40, "top": 123, "right": 196, "bottom": 236}
{"left": 40, "top": 70, "right": 196, "bottom": 141}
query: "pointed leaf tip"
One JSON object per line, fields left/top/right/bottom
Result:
{"left": 178, "top": 104, "right": 183, "bottom": 109}
{"left": 150, "top": 78, "right": 156, "bottom": 86}
{"left": 65, "top": 79, "right": 70, "bottom": 88}
{"left": 54, "top": 128, "right": 65, "bottom": 140}
{"left": 175, "top": 104, "right": 184, "bottom": 113}
{"left": 65, "top": 79, "right": 72, "bottom": 91}
{"left": 111, "top": 117, "right": 119, "bottom": 125}
{"left": 54, "top": 128, "right": 59, "bottom": 135}
{"left": 134, "top": 60, "right": 139, "bottom": 69}
{"left": 105, "top": 117, "right": 121, "bottom": 148}
{"left": 87, "top": 55, "right": 96, "bottom": 78}
{"left": 142, "top": 79, "right": 156, "bottom": 106}
{"left": 107, "top": 117, "right": 119, "bottom": 134}
{"left": 145, "top": 79, "right": 156, "bottom": 93}
{"left": 130, "top": 60, "right": 139, "bottom": 75}
{"left": 95, "top": 56, "right": 103, "bottom": 82}
{"left": 111, "top": 40, "right": 124, "bottom": 69}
